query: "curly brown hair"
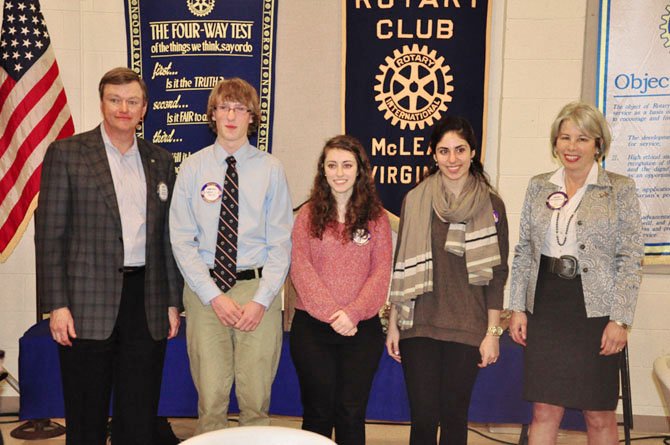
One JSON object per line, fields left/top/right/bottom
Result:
{"left": 308, "top": 135, "right": 384, "bottom": 241}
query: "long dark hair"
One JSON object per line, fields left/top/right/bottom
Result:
{"left": 424, "top": 115, "right": 494, "bottom": 191}
{"left": 308, "top": 135, "right": 383, "bottom": 241}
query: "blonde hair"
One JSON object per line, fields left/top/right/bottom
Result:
{"left": 549, "top": 101, "right": 611, "bottom": 161}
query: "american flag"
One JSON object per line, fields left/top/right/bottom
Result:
{"left": 0, "top": 0, "right": 74, "bottom": 262}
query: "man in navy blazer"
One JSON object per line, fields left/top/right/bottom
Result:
{"left": 35, "top": 67, "right": 182, "bottom": 445}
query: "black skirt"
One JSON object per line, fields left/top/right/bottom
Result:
{"left": 523, "top": 256, "right": 620, "bottom": 410}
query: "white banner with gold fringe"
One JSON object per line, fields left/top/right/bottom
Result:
{"left": 597, "top": 0, "right": 670, "bottom": 265}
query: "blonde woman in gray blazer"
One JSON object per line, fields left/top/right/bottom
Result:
{"left": 508, "top": 102, "right": 643, "bottom": 445}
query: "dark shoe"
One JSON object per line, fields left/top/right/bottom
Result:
{"left": 156, "top": 417, "right": 181, "bottom": 445}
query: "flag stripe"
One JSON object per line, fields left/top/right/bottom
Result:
{"left": 57, "top": 117, "right": 75, "bottom": 140}
{"left": 0, "top": 166, "right": 41, "bottom": 250}
{"left": 0, "top": 80, "right": 69, "bottom": 182}
{"left": 0, "top": 102, "right": 71, "bottom": 229}
{"left": 0, "top": 61, "right": 59, "bottom": 158}
{"left": 0, "top": 88, "right": 68, "bottom": 205}
{"left": 0, "top": 74, "right": 16, "bottom": 111}
{"left": 0, "top": 54, "right": 53, "bottom": 127}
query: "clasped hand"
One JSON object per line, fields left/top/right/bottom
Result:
{"left": 329, "top": 310, "right": 357, "bottom": 336}
{"left": 211, "top": 294, "right": 265, "bottom": 331}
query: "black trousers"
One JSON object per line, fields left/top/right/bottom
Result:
{"left": 58, "top": 270, "right": 167, "bottom": 445}
{"left": 289, "top": 310, "right": 384, "bottom": 445}
{"left": 400, "top": 337, "right": 480, "bottom": 445}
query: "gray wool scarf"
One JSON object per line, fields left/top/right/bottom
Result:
{"left": 390, "top": 174, "right": 500, "bottom": 330}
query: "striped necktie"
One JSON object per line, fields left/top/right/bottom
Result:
{"left": 212, "top": 156, "right": 238, "bottom": 292}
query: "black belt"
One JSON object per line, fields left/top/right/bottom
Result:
{"left": 210, "top": 267, "right": 263, "bottom": 281}
{"left": 121, "top": 265, "right": 145, "bottom": 274}
{"left": 540, "top": 255, "right": 579, "bottom": 280}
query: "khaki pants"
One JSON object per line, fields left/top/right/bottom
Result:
{"left": 184, "top": 279, "right": 282, "bottom": 434}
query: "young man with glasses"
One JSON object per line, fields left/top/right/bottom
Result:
{"left": 170, "top": 78, "right": 293, "bottom": 434}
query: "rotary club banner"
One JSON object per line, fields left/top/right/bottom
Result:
{"left": 597, "top": 0, "right": 670, "bottom": 264}
{"left": 344, "top": 0, "right": 491, "bottom": 215}
{"left": 124, "top": 0, "right": 278, "bottom": 165}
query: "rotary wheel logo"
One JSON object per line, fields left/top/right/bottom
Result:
{"left": 661, "top": 5, "right": 670, "bottom": 47}
{"left": 374, "top": 44, "right": 453, "bottom": 130}
{"left": 187, "top": 0, "right": 215, "bottom": 17}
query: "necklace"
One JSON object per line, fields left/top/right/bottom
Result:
{"left": 555, "top": 199, "right": 582, "bottom": 246}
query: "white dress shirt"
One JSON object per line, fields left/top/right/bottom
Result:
{"left": 542, "top": 161, "right": 599, "bottom": 258}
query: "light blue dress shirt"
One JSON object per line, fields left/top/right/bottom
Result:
{"left": 101, "top": 124, "right": 147, "bottom": 267}
{"left": 170, "top": 140, "right": 293, "bottom": 308}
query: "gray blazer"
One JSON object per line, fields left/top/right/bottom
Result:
{"left": 36, "top": 127, "right": 183, "bottom": 340}
{"left": 509, "top": 166, "right": 643, "bottom": 325}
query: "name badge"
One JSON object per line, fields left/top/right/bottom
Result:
{"left": 352, "top": 228, "right": 371, "bottom": 246}
{"left": 157, "top": 182, "right": 169, "bottom": 202}
{"left": 201, "top": 182, "right": 222, "bottom": 203}
{"left": 546, "top": 191, "right": 568, "bottom": 210}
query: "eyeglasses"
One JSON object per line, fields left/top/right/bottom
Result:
{"left": 104, "top": 97, "right": 144, "bottom": 109}
{"left": 215, "top": 103, "right": 250, "bottom": 114}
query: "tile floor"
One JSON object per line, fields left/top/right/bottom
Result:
{"left": 1, "top": 416, "right": 669, "bottom": 444}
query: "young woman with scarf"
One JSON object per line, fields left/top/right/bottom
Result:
{"left": 385, "top": 116, "right": 509, "bottom": 445}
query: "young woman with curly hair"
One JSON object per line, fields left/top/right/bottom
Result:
{"left": 289, "top": 135, "right": 392, "bottom": 445}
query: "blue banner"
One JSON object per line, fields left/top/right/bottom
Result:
{"left": 125, "top": 0, "right": 278, "bottom": 165}
{"left": 344, "top": 0, "right": 491, "bottom": 215}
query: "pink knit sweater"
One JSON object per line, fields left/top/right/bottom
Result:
{"left": 290, "top": 204, "right": 392, "bottom": 325}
